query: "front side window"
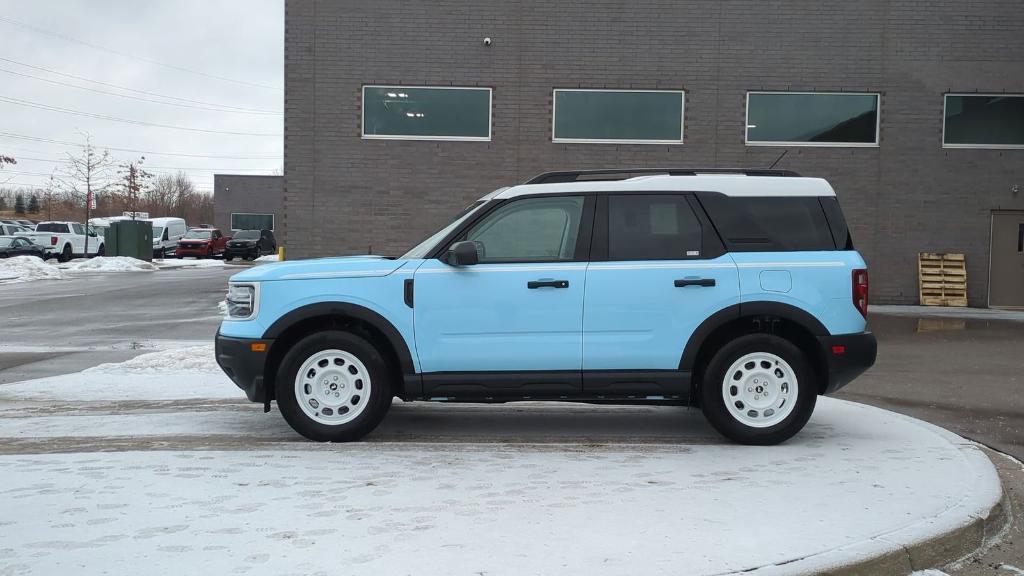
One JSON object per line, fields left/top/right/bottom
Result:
{"left": 943, "top": 94, "right": 1024, "bottom": 148}
{"left": 362, "top": 86, "right": 492, "bottom": 141}
{"left": 231, "top": 213, "right": 274, "bottom": 231}
{"left": 746, "top": 92, "right": 880, "bottom": 146}
{"left": 463, "top": 196, "right": 585, "bottom": 263}
{"left": 608, "top": 195, "right": 702, "bottom": 260}
{"left": 553, "top": 89, "right": 684, "bottom": 143}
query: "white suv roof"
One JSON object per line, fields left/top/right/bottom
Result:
{"left": 489, "top": 174, "right": 835, "bottom": 200}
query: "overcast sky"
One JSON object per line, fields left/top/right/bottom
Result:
{"left": 0, "top": 0, "right": 283, "bottom": 193}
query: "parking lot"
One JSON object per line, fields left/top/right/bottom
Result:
{"left": 0, "top": 267, "right": 1021, "bottom": 574}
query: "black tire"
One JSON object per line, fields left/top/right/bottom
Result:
{"left": 59, "top": 244, "right": 72, "bottom": 263}
{"left": 276, "top": 330, "right": 393, "bottom": 442}
{"left": 96, "top": 244, "right": 105, "bottom": 257}
{"left": 699, "top": 334, "right": 818, "bottom": 445}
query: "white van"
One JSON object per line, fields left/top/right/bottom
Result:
{"left": 148, "top": 217, "right": 187, "bottom": 258}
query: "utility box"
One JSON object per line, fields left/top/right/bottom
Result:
{"left": 106, "top": 219, "right": 153, "bottom": 261}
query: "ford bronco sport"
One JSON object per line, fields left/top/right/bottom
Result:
{"left": 216, "top": 168, "right": 876, "bottom": 445}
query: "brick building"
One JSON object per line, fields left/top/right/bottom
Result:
{"left": 213, "top": 174, "right": 283, "bottom": 234}
{"left": 283, "top": 0, "right": 1024, "bottom": 306}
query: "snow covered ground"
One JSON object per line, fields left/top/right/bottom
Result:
{"left": 0, "top": 346, "right": 1003, "bottom": 575}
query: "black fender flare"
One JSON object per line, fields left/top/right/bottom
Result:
{"left": 678, "top": 301, "right": 829, "bottom": 370}
{"left": 263, "top": 302, "right": 416, "bottom": 375}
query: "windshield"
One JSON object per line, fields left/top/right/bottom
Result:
{"left": 400, "top": 201, "right": 487, "bottom": 259}
{"left": 153, "top": 227, "right": 165, "bottom": 240}
{"left": 184, "top": 230, "right": 212, "bottom": 239}
{"left": 35, "top": 223, "right": 70, "bottom": 233}
{"left": 234, "top": 230, "right": 260, "bottom": 240}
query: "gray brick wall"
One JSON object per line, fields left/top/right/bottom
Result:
{"left": 284, "top": 0, "right": 1024, "bottom": 306}
{"left": 213, "top": 175, "right": 284, "bottom": 234}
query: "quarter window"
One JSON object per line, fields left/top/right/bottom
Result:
{"left": 943, "top": 94, "right": 1024, "bottom": 148}
{"left": 698, "top": 194, "right": 836, "bottom": 252}
{"left": 463, "top": 196, "right": 585, "bottom": 263}
{"left": 553, "top": 89, "right": 684, "bottom": 143}
{"left": 231, "top": 213, "right": 274, "bottom": 231}
{"left": 362, "top": 86, "right": 492, "bottom": 141}
{"left": 607, "top": 195, "right": 702, "bottom": 261}
{"left": 746, "top": 92, "right": 880, "bottom": 146}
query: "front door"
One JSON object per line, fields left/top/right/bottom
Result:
{"left": 414, "top": 195, "right": 592, "bottom": 398}
{"left": 990, "top": 211, "right": 1024, "bottom": 308}
{"left": 583, "top": 194, "right": 740, "bottom": 396}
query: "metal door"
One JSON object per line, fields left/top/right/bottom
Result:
{"left": 989, "top": 211, "right": 1024, "bottom": 308}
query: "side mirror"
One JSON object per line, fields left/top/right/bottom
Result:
{"left": 448, "top": 240, "right": 480, "bottom": 266}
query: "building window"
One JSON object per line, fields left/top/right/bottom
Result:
{"left": 943, "top": 94, "right": 1024, "bottom": 149}
{"left": 552, "top": 89, "right": 684, "bottom": 144}
{"left": 746, "top": 92, "right": 880, "bottom": 147}
{"left": 362, "top": 86, "right": 491, "bottom": 141}
{"left": 231, "top": 213, "right": 275, "bottom": 231}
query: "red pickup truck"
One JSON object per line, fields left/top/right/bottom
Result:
{"left": 175, "top": 228, "right": 230, "bottom": 259}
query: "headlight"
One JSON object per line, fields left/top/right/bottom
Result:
{"left": 225, "top": 283, "right": 259, "bottom": 320}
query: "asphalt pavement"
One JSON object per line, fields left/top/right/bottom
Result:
{"left": 0, "top": 266, "right": 235, "bottom": 384}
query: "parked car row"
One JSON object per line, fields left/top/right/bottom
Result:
{"left": 0, "top": 215, "right": 276, "bottom": 262}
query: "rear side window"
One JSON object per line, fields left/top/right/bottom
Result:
{"left": 36, "top": 223, "right": 70, "bottom": 233}
{"left": 698, "top": 194, "right": 836, "bottom": 252}
{"left": 819, "top": 197, "right": 854, "bottom": 250}
{"left": 608, "top": 195, "right": 702, "bottom": 260}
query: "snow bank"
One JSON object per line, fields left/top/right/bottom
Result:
{"left": 0, "top": 255, "right": 64, "bottom": 283}
{"left": 0, "top": 343, "right": 237, "bottom": 401}
{"left": 84, "top": 344, "right": 219, "bottom": 374}
{"left": 58, "top": 256, "right": 157, "bottom": 272}
{"left": 255, "top": 254, "right": 280, "bottom": 262}
{"left": 154, "top": 258, "right": 227, "bottom": 269}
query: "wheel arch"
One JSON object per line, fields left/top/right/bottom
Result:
{"left": 262, "top": 302, "right": 417, "bottom": 401}
{"left": 681, "top": 302, "right": 830, "bottom": 399}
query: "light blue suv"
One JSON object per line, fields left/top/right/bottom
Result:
{"left": 216, "top": 168, "right": 876, "bottom": 445}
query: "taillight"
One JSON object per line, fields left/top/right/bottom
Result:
{"left": 50, "top": 236, "right": 58, "bottom": 246}
{"left": 852, "top": 269, "right": 869, "bottom": 319}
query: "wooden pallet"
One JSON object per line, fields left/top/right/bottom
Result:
{"left": 918, "top": 252, "right": 968, "bottom": 307}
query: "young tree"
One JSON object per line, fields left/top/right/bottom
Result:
{"left": 0, "top": 194, "right": 6, "bottom": 212}
{"left": 57, "top": 132, "right": 114, "bottom": 254}
{"left": 14, "top": 192, "right": 26, "bottom": 215}
{"left": 41, "top": 174, "right": 57, "bottom": 221}
{"left": 27, "top": 194, "right": 40, "bottom": 214}
{"left": 117, "top": 157, "right": 153, "bottom": 219}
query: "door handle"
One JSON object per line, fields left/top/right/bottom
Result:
{"left": 528, "top": 279, "right": 569, "bottom": 289}
{"left": 674, "top": 278, "right": 716, "bottom": 288}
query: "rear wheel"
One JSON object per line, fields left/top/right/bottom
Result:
{"left": 276, "top": 330, "right": 393, "bottom": 442}
{"left": 96, "top": 243, "right": 105, "bottom": 257}
{"left": 59, "top": 244, "right": 72, "bottom": 262}
{"left": 699, "top": 334, "right": 817, "bottom": 445}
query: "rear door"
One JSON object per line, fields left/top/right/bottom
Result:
{"left": 582, "top": 194, "right": 739, "bottom": 396}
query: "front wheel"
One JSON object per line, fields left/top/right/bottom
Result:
{"left": 699, "top": 334, "right": 817, "bottom": 445}
{"left": 276, "top": 330, "right": 393, "bottom": 442}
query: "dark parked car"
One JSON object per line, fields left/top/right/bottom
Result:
{"left": 225, "top": 229, "right": 276, "bottom": 260}
{"left": 0, "top": 236, "right": 47, "bottom": 259}
{"left": 176, "top": 228, "right": 229, "bottom": 259}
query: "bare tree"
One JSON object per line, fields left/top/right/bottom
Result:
{"left": 41, "top": 174, "right": 57, "bottom": 221}
{"left": 56, "top": 132, "right": 115, "bottom": 254}
{"left": 117, "top": 156, "right": 153, "bottom": 220}
{"left": 0, "top": 154, "right": 16, "bottom": 186}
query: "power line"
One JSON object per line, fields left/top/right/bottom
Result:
{"left": 0, "top": 132, "right": 281, "bottom": 159}
{"left": 0, "top": 95, "right": 282, "bottom": 137}
{"left": 0, "top": 64, "right": 281, "bottom": 116}
{"left": 10, "top": 156, "right": 278, "bottom": 173}
{"left": 0, "top": 15, "right": 282, "bottom": 92}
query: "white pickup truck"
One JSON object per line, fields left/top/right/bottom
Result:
{"left": 25, "top": 221, "right": 105, "bottom": 261}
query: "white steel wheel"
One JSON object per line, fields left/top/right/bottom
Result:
{"left": 294, "top": 349, "right": 371, "bottom": 426}
{"left": 722, "top": 352, "right": 798, "bottom": 428}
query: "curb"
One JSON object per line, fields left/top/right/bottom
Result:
{"left": 822, "top": 488, "right": 1009, "bottom": 575}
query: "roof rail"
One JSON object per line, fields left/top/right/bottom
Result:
{"left": 524, "top": 168, "right": 802, "bottom": 185}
